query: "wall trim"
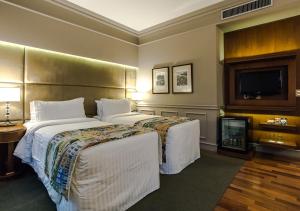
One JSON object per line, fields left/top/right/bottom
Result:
{"left": 185, "top": 112, "right": 208, "bottom": 116}
{"left": 200, "top": 141, "right": 217, "bottom": 151}
{"left": 139, "top": 109, "right": 156, "bottom": 115}
{"left": 201, "top": 141, "right": 217, "bottom": 146}
{"left": 160, "top": 110, "right": 179, "bottom": 116}
{"left": 137, "top": 103, "right": 219, "bottom": 110}
{"left": 185, "top": 112, "right": 208, "bottom": 140}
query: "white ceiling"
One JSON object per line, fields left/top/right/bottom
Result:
{"left": 65, "top": 0, "right": 224, "bottom": 32}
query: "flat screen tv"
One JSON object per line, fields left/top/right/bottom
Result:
{"left": 236, "top": 66, "right": 288, "bottom": 99}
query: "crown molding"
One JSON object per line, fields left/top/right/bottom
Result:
{"left": 138, "top": 0, "right": 300, "bottom": 44}
{"left": 3, "top": 0, "right": 139, "bottom": 45}
{"left": 138, "top": 0, "right": 244, "bottom": 36}
{"left": 4, "top": 0, "right": 300, "bottom": 46}
{"left": 50, "top": 0, "right": 139, "bottom": 35}
{"left": 4, "top": 0, "right": 244, "bottom": 45}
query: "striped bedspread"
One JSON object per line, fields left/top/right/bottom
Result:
{"left": 45, "top": 124, "right": 153, "bottom": 199}
{"left": 134, "top": 116, "right": 191, "bottom": 162}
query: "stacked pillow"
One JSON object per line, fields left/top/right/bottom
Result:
{"left": 30, "top": 98, "right": 86, "bottom": 121}
{"left": 95, "top": 98, "right": 131, "bottom": 119}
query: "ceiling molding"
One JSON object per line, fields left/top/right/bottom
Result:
{"left": 138, "top": 0, "right": 300, "bottom": 44}
{"left": 138, "top": 0, "right": 243, "bottom": 36}
{"left": 4, "top": 0, "right": 300, "bottom": 46}
{"left": 50, "top": 0, "right": 139, "bottom": 35}
{"left": 3, "top": 0, "right": 139, "bottom": 45}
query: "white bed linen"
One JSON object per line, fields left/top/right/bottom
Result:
{"left": 100, "top": 112, "right": 201, "bottom": 174}
{"left": 14, "top": 118, "right": 160, "bottom": 211}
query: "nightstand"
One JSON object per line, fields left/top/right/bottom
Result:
{"left": 0, "top": 124, "right": 26, "bottom": 179}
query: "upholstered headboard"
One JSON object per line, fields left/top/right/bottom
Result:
{"left": 0, "top": 42, "right": 136, "bottom": 121}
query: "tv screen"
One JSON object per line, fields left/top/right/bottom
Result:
{"left": 237, "top": 67, "right": 288, "bottom": 98}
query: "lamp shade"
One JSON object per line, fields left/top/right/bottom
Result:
{"left": 131, "top": 92, "right": 143, "bottom": 101}
{"left": 0, "top": 88, "right": 20, "bottom": 102}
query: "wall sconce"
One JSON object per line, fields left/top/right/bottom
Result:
{"left": 0, "top": 87, "right": 21, "bottom": 126}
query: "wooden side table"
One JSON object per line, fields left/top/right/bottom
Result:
{"left": 0, "top": 124, "right": 26, "bottom": 179}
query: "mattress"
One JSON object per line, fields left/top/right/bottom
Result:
{"left": 101, "top": 112, "right": 201, "bottom": 174}
{"left": 14, "top": 118, "right": 160, "bottom": 211}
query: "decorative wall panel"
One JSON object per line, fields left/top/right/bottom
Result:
{"left": 0, "top": 41, "right": 136, "bottom": 121}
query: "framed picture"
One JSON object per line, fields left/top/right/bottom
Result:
{"left": 172, "top": 63, "right": 193, "bottom": 93}
{"left": 152, "top": 67, "right": 169, "bottom": 94}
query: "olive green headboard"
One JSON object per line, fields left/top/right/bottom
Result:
{"left": 0, "top": 42, "right": 136, "bottom": 121}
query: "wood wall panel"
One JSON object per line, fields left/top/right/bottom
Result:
{"left": 0, "top": 41, "right": 136, "bottom": 122}
{"left": 224, "top": 16, "right": 300, "bottom": 59}
{"left": 25, "top": 48, "right": 126, "bottom": 88}
{"left": 224, "top": 15, "right": 300, "bottom": 150}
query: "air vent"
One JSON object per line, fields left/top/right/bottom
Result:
{"left": 221, "top": 0, "right": 272, "bottom": 20}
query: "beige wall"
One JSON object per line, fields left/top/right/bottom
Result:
{"left": 136, "top": 0, "right": 300, "bottom": 151}
{"left": 0, "top": 1, "right": 138, "bottom": 67}
{"left": 138, "top": 25, "right": 220, "bottom": 150}
{"left": 138, "top": 25, "right": 219, "bottom": 105}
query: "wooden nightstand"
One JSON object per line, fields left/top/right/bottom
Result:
{"left": 0, "top": 124, "right": 26, "bottom": 179}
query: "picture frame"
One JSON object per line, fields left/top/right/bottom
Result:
{"left": 152, "top": 67, "right": 169, "bottom": 94}
{"left": 172, "top": 63, "right": 193, "bottom": 93}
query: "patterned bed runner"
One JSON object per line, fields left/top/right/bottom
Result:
{"left": 134, "top": 116, "right": 191, "bottom": 163}
{"left": 45, "top": 124, "right": 154, "bottom": 199}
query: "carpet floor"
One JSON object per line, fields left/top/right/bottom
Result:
{"left": 0, "top": 150, "right": 243, "bottom": 211}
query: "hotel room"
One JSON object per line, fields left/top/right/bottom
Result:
{"left": 0, "top": 0, "right": 300, "bottom": 210}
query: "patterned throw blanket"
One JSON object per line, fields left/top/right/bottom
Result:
{"left": 45, "top": 124, "right": 153, "bottom": 199}
{"left": 134, "top": 116, "right": 191, "bottom": 163}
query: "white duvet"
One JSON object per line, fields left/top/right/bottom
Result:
{"left": 101, "top": 112, "right": 201, "bottom": 174}
{"left": 14, "top": 118, "right": 160, "bottom": 211}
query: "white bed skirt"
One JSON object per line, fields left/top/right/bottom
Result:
{"left": 32, "top": 132, "right": 160, "bottom": 211}
{"left": 160, "top": 120, "right": 201, "bottom": 174}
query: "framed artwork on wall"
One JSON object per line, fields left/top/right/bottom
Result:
{"left": 172, "top": 63, "right": 193, "bottom": 93}
{"left": 152, "top": 67, "right": 169, "bottom": 94}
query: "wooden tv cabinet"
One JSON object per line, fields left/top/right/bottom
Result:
{"left": 224, "top": 51, "right": 299, "bottom": 112}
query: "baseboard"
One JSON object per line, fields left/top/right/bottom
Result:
{"left": 200, "top": 141, "right": 217, "bottom": 152}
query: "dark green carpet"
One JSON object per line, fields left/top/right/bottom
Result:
{"left": 0, "top": 151, "right": 243, "bottom": 211}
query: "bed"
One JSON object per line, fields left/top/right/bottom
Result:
{"left": 96, "top": 98, "right": 201, "bottom": 174}
{"left": 14, "top": 99, "right": 160, "bottom": 211}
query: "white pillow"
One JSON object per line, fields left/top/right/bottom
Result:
{"left": 95, "top": 100, "right": 103, "bottom": 119}
{"left": 96, "top": 98, "right": 131, "bottom": 119}
{"left": 30, "top": 98, "right": 86, "bottom": 121}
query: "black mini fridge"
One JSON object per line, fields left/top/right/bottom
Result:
{"left": 218, "top": 116, "right": 252, "bottom": 153}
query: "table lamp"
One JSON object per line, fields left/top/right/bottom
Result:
{"left": 0, "top": 87, "right": 20, "bottom": 126}
{"left": 131, "top": 92, "right": 143, "bottom": 112}
{"left": 131, "top": 92, "right": 143, "bottom": 102}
